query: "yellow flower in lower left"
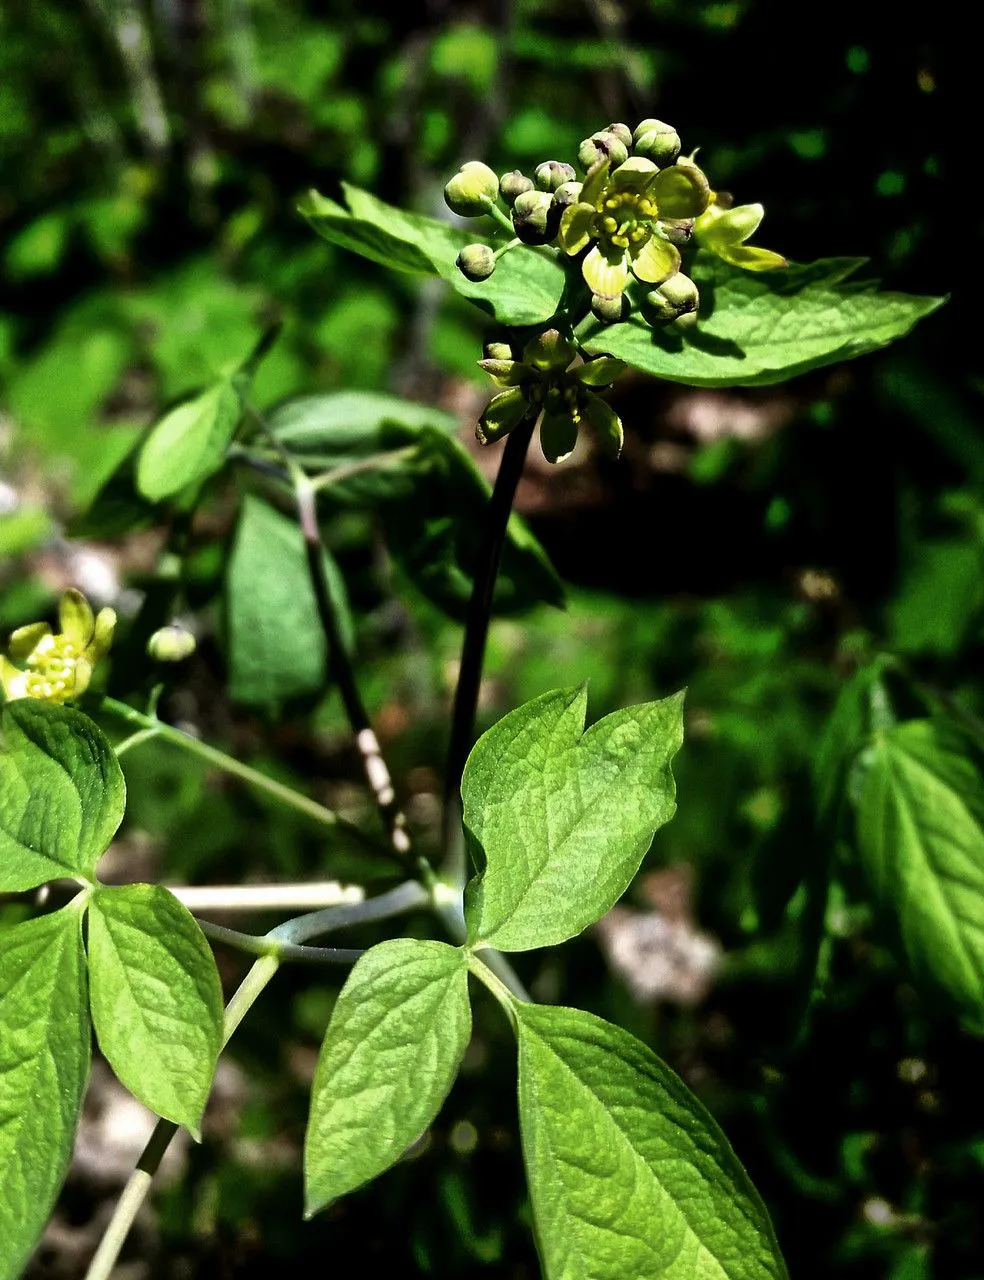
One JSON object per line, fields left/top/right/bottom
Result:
{"left": 1, "top": 589, "right": 116, "bottom": 704}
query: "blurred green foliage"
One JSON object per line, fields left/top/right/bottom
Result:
{"left": 2, "top": 1, "right": 982, "bottom": 1277}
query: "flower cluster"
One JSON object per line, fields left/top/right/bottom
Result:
{"left": 445, "top": 118, "right": 785, "bottom": 327}
{"left": 477, "top": 329, "right": 625, "bottom": 463}
{"left": 0, "top": 589, "right": 115, "bottom": 704}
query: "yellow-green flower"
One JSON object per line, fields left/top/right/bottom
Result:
{"left": 0, "top": 589, "right": 116, "bottom": 704}
{"left": 694, "top": 197, "right": 787, "bottom": 271}
{"left": 557, "top": 156, "right": 711, "bottom": 301}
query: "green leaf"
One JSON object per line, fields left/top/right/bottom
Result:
{"left": 269, "top": 390, "right": 457, "bottom": 456}
{"left": 304, "top": 939, "right": 471, "bottom": 1215}
{"left": 226, "top": 494, "right": 341, "bottom": 706}
{"left": 0, "top": 700, "right": 125, "bottom": 891}
{"left": 87, "top": 883, "right": 224, "bottom": 1127}
{"left": 136, "top": 379, "right": 241, "bottom": 501}
{"left": 0, "top": 908, "right": 91, "bottom": 1280}
{"left": 300, "top": 184, "right": 568, "bottom": 326}
{"left": 516, "top": 1002, "right": 788, "bottom": 1280}
{"left": 855, "top": 720, "right": 984, "bottom": 1032}
{"left": 463, "top": 686, "right": 684, "bottom": 950}
{"left": 590, "top": 254, "right": 945, "bottom": 387}
{"left": 386, "top": 427, "right": 564, "bottom": 617}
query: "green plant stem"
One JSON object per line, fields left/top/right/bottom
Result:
{"left": 198, "top": 920, "right": 364, "bottom": 964}
{"left": 441, "top": 415, "right": 536, "bottom": 851}
{"left": 466, "top": 951, "right": 522, "bottom": 1029}
{"left": 272, "top": 879, "right": 429, "bottom": 944}
{"left": 99, "top": 696, "right": 390, "bottom": 861}
{"left": 84, "top": 953, "right": 280, "bottom": 1280}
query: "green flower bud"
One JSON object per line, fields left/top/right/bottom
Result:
{"left": 535, "top": 160, "right": 577, "bottom": 192}
{"left": 444, "top": 161, "right": 500, "bottom": 217}
{"left": 147, "top": 624, "right": 196, "bottom": 663}
{"left": 499, "top": 169, "right": 534, "bottom": 206}
{"left": 578, "top": 131, "right": 629, "bottom": 172}
{"left": 553, "top": 180, "right": 583, "bottom": 209}
{"left": 632, "top": 119, "right": 681, "bottom": 166}
{"left": 643, "top": 272, "right": 700, "bottom": 323}
{"left": 591, "top": 292, "right": 627, "bottom": 324}
{"left": 456, "top": 243, "right": 497, "bottom": 281}
{"left": 511, "top": 189, "right": 559, "bottom": 245}
{"left": 605, "top": 122, "right": 633, "bottom": 149}
{"left": 523, "top": 328, "right": 576, "bottom": 372}
{"left": 483, "top": 340, "right": 514, "bottom": 361}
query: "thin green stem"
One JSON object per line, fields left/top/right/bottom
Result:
{"left": 84, "top": 954, "right": 280, "bottom": 1280}
{"left": 441, "top": 415, "right": 536, "bottom": 852}
{"left": 466, "top": 951, "right": 521, "bottom": 1029}
{"left": 198, "top": 920, "right": 363, "bottom": 965}
{"left": 99, "top": 696, "right": 392, "bottom": 862}
{"left": 272, "top": 879, "right": 429, "bottom": 945}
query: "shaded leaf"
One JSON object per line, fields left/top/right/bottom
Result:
{"left": 136, "top": 379, "right": 242, "bottom": 501}
{"left": 855, "top": 720, "right": 984, "bottom": 1032}
{"left": 226, "top": 495, "right": 344, "bottom": 706}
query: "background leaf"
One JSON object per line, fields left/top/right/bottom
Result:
{"left": 87, "top": 884, "right": 224, "bottom": 1128}
{"left": 855, "top": 719, "right": 984, "bottom": 1032}
{"left": 0, "top": 700, "right": 125, "bottom": 891}
{"left": 589, "top": 255, "right": 945, "bottom": 387}
{"left": 0, "top": 908, "right": 90, "bottom": 1280}
{"left": 463, "top": 686, "right": 684, "bottom": 950}
{"left": 516, "top": 1002, "right": 788, "bottom": 1280}
{"left": 136, "top": 379, "right": 242, "bottom": 501}
{"left": 225, "top": 494, "right": 343, "bottom": 706}
{"left": 305, "top": 939, "right": 471, "bottom": 1216}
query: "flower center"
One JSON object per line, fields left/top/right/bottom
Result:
{"left": 593, "top": 190, "right": 657, "bottom": 254}
{"left": 25, "top": 635, "right": 80, "bottom": 702}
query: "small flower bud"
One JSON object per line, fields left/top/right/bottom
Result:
{"left": 499, "top": 169, "right": 534, "bottom": 206}
{"left": 483, "top": 340, "right": 514, "bottom": 361}
{"left": 511, "top": 189, "right": 560, "bottom": 245}
{"left": 534, "top": 160, "right": 577, "bottom": 193}
{"left": 444, "top": 161, "right": 500, "bottom": 217}
{"left": 632, "top": 119, "right": 681, "bottom": 166}
{"left": 147, "top": 624, "right": 196, "bottom": 663}
{"left": 591, "top": 293, "right": 627, "bottom": 324}
{"left": 456, "top": 243, "right": 497, "bottom": 281}
{"left": 524, "top": 328, "right": 575, "bottom": 372}
{"left": 644, "top": 272, "right": 700, "bottom": 323}
{"left": 578, "top": 131, "right": 629, "bottom": 171}
{"left": 605, "top": 122, "right": 634, "bottom": 149}
{"left": 553, "top": 180, "right": 583, "bottom": 209}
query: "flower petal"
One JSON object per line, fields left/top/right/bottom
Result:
{"left": 575, "top": 356, "right": 627, "bottom": 388}
{"left": 695, "top": 203, "right": 787, "bottom": 270}
{"left": 8, "top": 622, "right": 51, "bottom": 661}
{"left": 90, "top": 608, "right": 117, "bottom": 662}
{"left": 630, "top": 235, "right": 681, "bottom": 286}
{"left": 69, "top": 656, "right": 93, "bottom": 700}
{"left": 477, "top": 388, "right": 530, "bottom": 445}
{"left": 580, "top": 159, "right": 610, "bottom": 208}
{"left": 582, "top": 245, "right": 629, "bottom": 299}
{"left": 0, "top": 656, "right": 29, "bottom": 701}
{"left": 717, "top": 243, "right": 788, "bottom": 271}
{"left": 582, "top": 394, "right": 624, "bottom": 458}
{"left": 59, "top": 589, "right": 95, "bottom": 647}
{"left": 478, "top": 358, "right": 531, "bottom": 387}
{"left": 558, "top": 203, "right": 596, "bottom": 256}
{"left": 652, "top": 160, "right": 711, "bottom": 219}
{"left": 539, "top": 411, "right": 579, "bottom": 464}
